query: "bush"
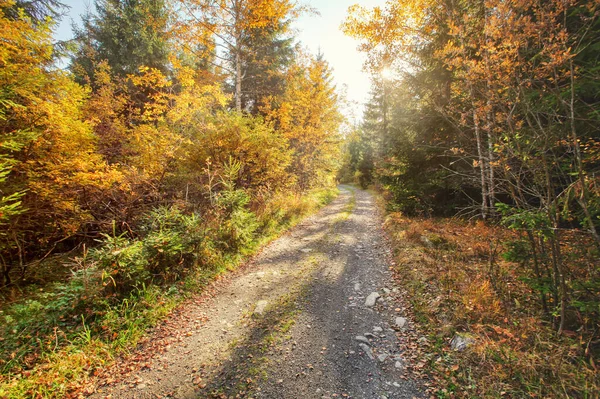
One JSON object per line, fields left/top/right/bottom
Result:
{"left": 91, "top": 234, "right": 149, "bottom": 294}
{"left": 92, "top": 207, "right": 206, "bottom": 294}
{"left": 215, "top": 187, "right": 258, "bottom": 252}
{"left": 141, "top": 207, "right": 206, "bottom": 281}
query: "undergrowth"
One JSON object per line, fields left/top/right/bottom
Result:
{"left": 383, "top": 212, "right": 599, "bottom": 398}
{"left": 0, "top": 187, "right": 338, "bottom": 398}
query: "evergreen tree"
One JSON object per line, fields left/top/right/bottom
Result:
{"left": 4, "top": 0, "right": 65, "bottom": 24}
{"left": 175, "top": 0, "right": 302, "bottom": 112}
{"left": 71, "top": 0, "right": 170, "bottom": 82}
{"left": 239, "top": 15, "right": 296, "bottom": 114}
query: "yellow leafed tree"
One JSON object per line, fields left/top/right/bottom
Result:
{"left": 173, "top": 0, "right": 302, "bottom": 111}
{"left": 263, "top": 53, "right": 342, "bottom": 190}
{"left": 0, "top": 0, "right": 121, "bottom": 282}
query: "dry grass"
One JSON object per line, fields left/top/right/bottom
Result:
{"left": 383, "top": 212, "right": 599, "bottom": 398}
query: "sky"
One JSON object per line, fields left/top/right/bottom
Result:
{"left": 54, "top": 0, "right": 387, "bottom": 119}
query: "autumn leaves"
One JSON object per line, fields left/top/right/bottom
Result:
{"left": 0, "top": 0, "right": 341, "bottom": 286}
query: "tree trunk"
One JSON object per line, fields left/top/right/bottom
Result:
{"left": 569, "top": 60, "right": 600, "bottom": 249}
{"left": 527, "top": 230, "right": 549, "bottom": 316}
{"left": 382, "top": 78, "right": 389, "bottom": 139}
{"left": 234, "top": 0, "right": 242, "bottom": 112}
{"left": 486, "top": 112, "right": 495, "bottom": 215}
{"left": 235, "top": 48, "right": 242, "bottom": 111}
{"left": 483, "top": 0, "right": 496, "bottom": 217}
{"left": 474, "top": 108, "right": 489, "bottom": 219}
{"left": 550, "top": 231, "right": 567, "bottom": 335}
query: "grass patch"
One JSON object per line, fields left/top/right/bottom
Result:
{"left": 332, "top": 187, "right": 356, "bottom": 225}
{"left": 199, "top": 287, "right": 306, "bottom": 398}
{"left": 0, "top": 187, "right": 338, "bottom": 399}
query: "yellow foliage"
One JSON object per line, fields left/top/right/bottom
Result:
{"left": 184, "top": 111, "right": 293, "bottom": 197}
{"left": 461, "top": 279, "right": 502, "bottom": 322}
{"left": 262, "top": 54, "right": 342, "bottom": 190}
{"left": 1, "top": 2, "right": 121, "bottom": 241}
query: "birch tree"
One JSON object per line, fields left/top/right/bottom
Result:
{"left": 174, "top": 0, "right": 301, "bottom": 111}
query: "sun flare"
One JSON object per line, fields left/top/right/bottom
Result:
{"left": 381, "top": 67, "right": 394, "bottom": 80}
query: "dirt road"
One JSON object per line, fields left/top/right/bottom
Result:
{"left": 90, "top": 186, "right": 423, "bottom": 399}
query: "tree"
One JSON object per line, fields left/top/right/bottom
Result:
{"left": 238, "top": 17, "right": 296, "bottom": 114}
{"left": 344, "top": 0, "right": 600, "bottom": 335}
{"left": 263, "top": 53, "right": 342, "bottom": 190}
{"left": 343, "top": 0, "right": 465, "bottom": 215}
{"left": 71, "top": 0, "right": 170, "bottom": 83}
{"left": 174, "top": 0, "right": 302, "bottom": 111}
{"left": 0, "top": 1, "right": 121, "bottom": 285}
{"left": 3, "top": 0, "right": 65, "bottom": 24}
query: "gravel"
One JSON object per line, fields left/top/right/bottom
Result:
{"left": 88, "top": 186, "right": 423, "bottom": 399}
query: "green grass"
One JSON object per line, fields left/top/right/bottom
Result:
{"left": 0, "top": 187, "right": 339, "bottom": 399}
{"left": 332, "top": 187, "right": 356, "bottom": 225}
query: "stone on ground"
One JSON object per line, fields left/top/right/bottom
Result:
{"left": 359, "top": 343, "right": 375, "bottom": 360}
{"left": 395, "top": 317, "right": 407, "bottom": 329}
{"left": 255, "top": 300, "right": 268, "bottom": 315}
{"left": 450, "top": 333, "right": 475, "bottom": 352}
{"left": 355, "top": 336, "right": 370, "bottom": 345}
{"left": 365, "top": 292, "right": 380, "bottom": 307}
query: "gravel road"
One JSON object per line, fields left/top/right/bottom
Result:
{"left": 90, "top": 186, "right": 423, "bottom": 399}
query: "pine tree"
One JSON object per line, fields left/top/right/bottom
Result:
{"left": 71, "top": 0, "right": 170, "bottom": 82}
{"left": 175, "top": 0, "right": 302, "bottom": 112}
{"left": 238, "top": 13, "right": 296, "bottom": 114}
{"left": 3, "top": 0, "right": 65, "bottom": 24}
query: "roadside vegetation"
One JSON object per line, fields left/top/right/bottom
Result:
{"left": 0, "top": 187, "right": 336, "bottom": 398}
{"left": 0, "top": 0, "right": 341, "bottom": 397}
{"left": 383, "top": 213, "right": 597, "bottom": 397}
{"left": 342, "top": 0, "right": 600, "bottom": 397}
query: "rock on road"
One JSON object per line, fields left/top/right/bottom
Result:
{"left": 90, "top": 186, "right": 423, "bottom": 399}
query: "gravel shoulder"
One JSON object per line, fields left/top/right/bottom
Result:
{"left": 89, "top": 186, "right": 423, "bottom": 399}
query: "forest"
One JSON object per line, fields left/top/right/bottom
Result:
{"left": 1, "top": 0, "right": 599, "bottom": 398}
{"left": 341, "top": 0, "right": 600, "bottom": 396}
{"left": 1, "top": 0, "right": 341, "bottom": 396}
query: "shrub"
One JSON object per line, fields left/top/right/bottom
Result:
{"left": 215, "top": 188, "right": 258, "bottom": 252}
{"left": 92, "top": 207, "right": 207, "bottom": 293}
{"left": 91, "top": 234, "right": 148, "bottom": 294}
{"left": 141, "top": 206, "right": 205, "bottom": 281}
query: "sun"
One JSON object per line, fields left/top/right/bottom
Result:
{"left": 381, "top": 67, "right": 394, "bottom": 80}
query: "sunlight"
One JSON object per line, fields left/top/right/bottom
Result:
{"left": 381, "top": 67, "right": 394, "bottom": 80}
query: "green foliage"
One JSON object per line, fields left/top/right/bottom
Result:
{"left": 0, "top": 0, "right": 342, "bottom": 395}
{"left": 338, "top": 128, "right": 375, "bottom": 188}
{"left": 141, "top": 206, "right": 205, "bottom": 278}
{"left": 344, "top": 1, "right": 600, "bottom": 396}
{"left": 340, "top": 78, "right": 464, "bottom": 215}
{"left": 91, "top": 206, "right": 207, "bottom": 293}
{"left": 501, "top": 239, "right": 531, "bottom": 263}
{"left": 3, "top": 0, "right": 65, "bottom": 24}
{"left": 214, "top": 159, "right": 259, "bottom": 252}
{"left": 0, "top": 263, "right": 104, "bottom": 375}
{"left": 92, "top": 233, "right": 149, "bottom": 292}
{"left": 71, "top": 0, "right": 170, "bottom": 81}
{"left": 496, "top": 203, "right": 553, "bottom": 238}
{"left": 238, "top": 15, "right": 295, "bottom": 115}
